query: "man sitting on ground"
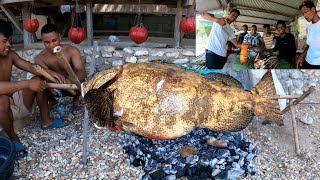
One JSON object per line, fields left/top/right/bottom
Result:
{"left": 35, "top": 24, "right": 86, "bottom": 117}
{"left": 0, "top": 20, "right": 66, "bottom": 159}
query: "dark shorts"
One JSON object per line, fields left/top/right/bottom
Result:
{"left": 301, "top": 60, "right": 320, "bottom": 69}
{"left": 205, "top": 49, "right": 227, "bottom": 69}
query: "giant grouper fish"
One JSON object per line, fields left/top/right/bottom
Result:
{"left": 82, "top": 62, "right": 283, "bottom": 140}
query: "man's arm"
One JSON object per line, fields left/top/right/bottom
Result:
{"left": 200, "top": 13, "right": 226, "bottom": 26}
{"left": 70, "top": 47, "right": 86, "bottom": 82}
{"left": 230, "top": 38, "right": 242, "bottom": 48}
{"left": 35, "top": 55, "right": 66, "bottom": 83}
{"left": 12, "top": 51, "right": 41, "bottom": 76}
{"left": 0, "top": 80, "right": 46, "bottom": 95}
{"left": 295, "top": 45, "right": 309, "bottom": 68}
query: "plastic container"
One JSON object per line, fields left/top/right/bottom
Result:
{"left": 240, "top": 44, "right": 249, "bottom": 64}
{"left": 0, "top": 136, "right": 15, "bottom": 180}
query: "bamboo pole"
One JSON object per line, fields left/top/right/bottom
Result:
{"left": 53, "top": 46, "right": 82, "bottom": 90}
{"left": 47, "top": 83, "right": 78, "bottom": 90}
{"left": 33, "top": 65, "right": 77, "bottom": 95}
{"left": 288, "top": 87, "right": 300, "bottom": 155}
{"left": 268, "top": 95, "right": 301, "bottom": 100}
{"left": 281, "top": 86, "right": 316, "bottom": 114}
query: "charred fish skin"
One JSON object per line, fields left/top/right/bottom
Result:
{"left": 83, "top": 63, "right": 281, "bottom": 140}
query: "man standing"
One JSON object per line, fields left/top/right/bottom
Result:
{"left": 0, "top": 20, "right": 65, "bottom": 159}
{"left": 201, "top": 9, "right": 242, "bottom": 69}
{"left": 273, "top": 20, "right": 296, "bottom": 66}
{"left": 296, "top": 0, "right": 320, "bottom": 69}
{"left": 238, "top": 24, "right": 248, "bottom": 44}
{"left": 35, "top": 24, "right": 86, "bottom": 120}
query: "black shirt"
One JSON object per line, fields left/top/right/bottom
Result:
{"left": 273, "top": 33, "right": 296, "bottom": 63}
{"left": 238, "top": 32, "right": 248, "bottom": 44}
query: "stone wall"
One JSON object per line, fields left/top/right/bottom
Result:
{"left": 12, "top": 46, "right": 198, "bottom": 81}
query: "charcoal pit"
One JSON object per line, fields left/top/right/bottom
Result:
{"left": 118, "top": 128, "right": 257, "bottom": 179}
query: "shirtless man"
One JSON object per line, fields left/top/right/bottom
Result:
{"left": 0, "top": 20, "right": 65, "bottom": 159}
{"left": 35, "top": 24, "right": 86, "bottom": 117}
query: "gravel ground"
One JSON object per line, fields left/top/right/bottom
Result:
{"left": 12, "top": 90, "right": 320, "bottom": 180}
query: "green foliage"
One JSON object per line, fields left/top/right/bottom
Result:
{"left": 295, "top": 23, "right": 300, "bottom": 37}
{"left": 196, "top": 23, "right": 212, "bottom": 38}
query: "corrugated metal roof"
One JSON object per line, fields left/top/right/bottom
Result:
{"left": 196, "top": 0, "right": 318, "bottom": 30}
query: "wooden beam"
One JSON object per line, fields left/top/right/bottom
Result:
{"left": 86, "top": 0, "right": 93, "bottom": 46}
{"left": 0, "top": 5, "right": 23, "bottom": 33}
{"left": 236, "top": 21, "right": 273, "bottom": 26}
{"left": 21, "top": 4, "right": 32, "bottom": 48}
{"left": 260, "top": 0, "right": 297, "bottom": 10}
{"left": 240, "top": 15, "right": 287, "bottom": 22}
{"left": 232, "top": 4, "right": 294, "bottom": 18}
{"left": 174, "top": 0, "right": 182, "bottom": 47}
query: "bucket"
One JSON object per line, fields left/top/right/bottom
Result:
{"left": 0, "top": 136, "right": 15, "bottom": 180}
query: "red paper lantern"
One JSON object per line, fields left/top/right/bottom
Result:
{"left": 179, "top": 17, "right": 196, "bottom": 34}
{"left": 24, "top": 19, "right": 39, "bottom": 33}
{"left": 68, "top": 27, "right": 86, "bottom": 44}
{"left": 129, "top": 24, "right": 148, "bottom": 44}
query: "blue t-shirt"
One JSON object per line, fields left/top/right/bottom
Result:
{"left": 306, "top": 20, "right": 320, "bottom": 65}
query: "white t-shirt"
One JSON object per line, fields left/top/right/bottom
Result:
{"left": 306, "top": 20, "right": 320, "bottom": 65}
{"left": 206, "top": 14, "right": 236, "bottom": 57}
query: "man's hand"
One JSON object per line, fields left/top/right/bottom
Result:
{"left": 295, "top": 55, "right": 304, "bottom": 69}
{"left": 51, "top": 71, "right": 66, "bottom": 83}
{"left": 28, "top": 79, "right": 47, "bottom": 92}
{"left": 200, "top": 13, "right": 226, "bottom": 26}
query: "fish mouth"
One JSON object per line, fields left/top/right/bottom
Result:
{"left": 83, "top": 66, "right": 123, "bottom": 95}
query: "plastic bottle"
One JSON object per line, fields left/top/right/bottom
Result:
{"left": 240, "top": 44, "right": 249, "bottom": 64}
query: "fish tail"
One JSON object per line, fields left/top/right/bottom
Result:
{"left": 249, "top": 70, "right": 283, "bottom": 125}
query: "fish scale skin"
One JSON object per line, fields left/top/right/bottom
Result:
{"left": 84, "top": 63, "right": 277, "bottom": 139}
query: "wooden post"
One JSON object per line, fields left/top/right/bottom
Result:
{"left": 0, "top": 5, "right": 23, "bottom": 34}
{"left": 21, "top": 4, "right": 32, "bottom": 49}
{"left": 288, "top": 87, "right": 300, "bottom": 155}
{"left": 86, "top": 0, "right": 93, "bottom": 46}
{"left": 174, "top": 0, "right": 183, "bottom": 47}
{"left": 281, "top": 86, "right": 316, "bottom": 114}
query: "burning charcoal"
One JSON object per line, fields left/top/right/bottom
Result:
{"left": 207, "top": 137, "right": 228, "bottom": 148}
{"left": 228, "top": 168, "right": 245, "bottom": 179}
{"left": 216, "top": 149, "right": 230, "bottom": 159}
{"left": 217, "top": 158, "right": 226, "bottom": 164}
{"left": 165, "top": 175, "right": 176, "bottom": 180}
{"left": 226, "top": 156, "right": 234, "bottom": 163}
{"left": 185, "top": 155, "right": 199, "bottom": 165}
{"left": 232, "top": 162, "right": 241, "bottom": 169}
{"left": 238, "top": 150, "right": 249, "bottom": 158}
{"left": 208, "top": 158, "right": 218, "bottom": 167}
{"left": 249, "top": 144, "right": 256, "bottom": 153}
{"left": 142, "top": 174, "right": 152, "bottom": 180}
{"left": 219, "top": 164, "right": 226, "bottom": 170}
{"left": 233, "top": 155, "right": 240, "bottom": 160}
{"left": 185, "top": 165, "right": 199, "bottom": 176}
{"left": 169, "top": 169, "right": 177, "bottom": 174}
{"left": 215, "top": 170, "right": 228, "bottom": 179}
{"left": 179, "top": 146, "right": 198, "bottom": 158}
{"left": 174, "top": 166, "right": 186, "bottom": 178}
{"left": 239, "top": 141, "right": 250, "bottom": 151}
{"left": 211, "top": 168, "right": 221, "bottom": 177}
{"left": 238, "top": 157, "right": 245, "bottom": 167}
{"left": 132, "top": 158, "right": 144, "bottom": 167}
{"left": 149, "top": 169, "right": 166, "bottom": 179}
{"left": 144, "top": 159, "right": 158, "bottom": 171}
{"left": 232, "top": 132, "right": 244, "bottom": 142}
{"left": 245, "top": 153, "right": 256, "bottom": 164}
{"left": 247, "top": 165, "right": 257, "bottom": 175}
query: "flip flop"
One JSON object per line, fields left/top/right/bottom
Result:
{"left": 41, "top": 117, "right": 63, "bottom": 130}
{"left": 14, "top": 143, "right": 28, "bottom": 160}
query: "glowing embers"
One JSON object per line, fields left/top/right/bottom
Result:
{"left": 118, "top": 128, "right": 257, "bottom": 179}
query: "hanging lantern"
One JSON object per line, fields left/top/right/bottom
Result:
{"left": 68, "top": 27, "right": 86, "bottom": 44}
{"left": 129, "top": 24, "right": 148, "bottom": 44}
{"left": 24, "top": 19, "right": 39, "bottom": 33}
{"left": 179, "top": 17, "right": 196, "bottom": 34}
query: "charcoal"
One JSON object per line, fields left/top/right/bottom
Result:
{"left": 119, "top": 128, "right": 257, "bottom": 179}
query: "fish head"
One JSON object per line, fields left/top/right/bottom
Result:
{"left": 83, "top": 66, "right": 123, "bottom": 96}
